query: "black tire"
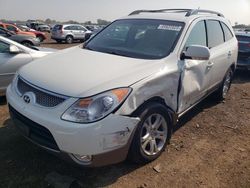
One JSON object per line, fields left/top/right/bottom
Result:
{"left": 65, "top": 35, "right": 73, "bottom": 44}
{"left": 213, "top": 68, "right": 233, "bottom": 101}
{"left": 37, "top": 35, "right": 44, "bottom": 42}
{"left": 21, "top": 41, "right": 33, "bottom": 47}
{"left": 128, "top": 103, "right": 172, "bottom": 164}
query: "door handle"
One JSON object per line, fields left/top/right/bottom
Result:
{"left": 207, "top": 62, "right": 214, "bottom": 67}
{"left": 228, "top": 51, "right": 232, "bottom": 57}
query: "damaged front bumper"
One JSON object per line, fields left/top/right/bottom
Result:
{"left": 7, "top": 85, "right": 140, "bottom": 167}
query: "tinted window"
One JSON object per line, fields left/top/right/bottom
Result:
{"left": 0, "top": 41, "right": 10, "bottom": 53}
{"left": 6, "top": 25, "right": 16, "bottom": 32}
{"left": 236, "top": 35, "right": 250, "bottom": 52}
{"left": 64, "top": 26, "right": 72, "bottom": 30}
{"left": 221, "top": 22, "right": 233, "bottom": 41}
{"left": 53, "top": 25, "right": 62, "bottom": 31}
{"left": 206, "top": 20, "right": 224, "bottom": 48}
{"left": 236, "top": 35, "right": 250, "bottom": 42}
{"left": 185, "top": 21, "right": 207, "bottom": 49}
{"left": 86, "top": 19, "right": 184, "bottom": 59}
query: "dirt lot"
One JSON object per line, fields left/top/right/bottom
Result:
{"left": 0, "top": 36, "right": 249, "bottom": 188}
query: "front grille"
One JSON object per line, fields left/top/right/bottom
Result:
{"left": 16, "top": 77, "right": 66, "bottom": 107}
{"left": 9, "top": 105, "right": 60, "bottom": 151}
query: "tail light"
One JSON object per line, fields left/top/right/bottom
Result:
{"left": 58, "top": 27, "right": 63, "bottom": 34}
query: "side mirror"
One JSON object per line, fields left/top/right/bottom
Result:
{"left": 9, "top": 45, "right": 21, "bottom": 54}
{"left": 181, "top": 45, "right": 210, "bottom": 60}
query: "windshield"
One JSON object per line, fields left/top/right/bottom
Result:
{"left": 85, "top": 19, "right": 184, "bottom": 59}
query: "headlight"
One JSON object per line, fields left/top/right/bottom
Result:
{"left": 61, "top": 88, "right": 132, "bottom": 123}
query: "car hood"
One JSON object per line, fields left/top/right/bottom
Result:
{"left": 19, "top": 46, "right": 165, "bottom": 97}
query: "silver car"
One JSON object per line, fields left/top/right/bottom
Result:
{"left": 0, "top": 36, "right": 55, "bottom": 96}
{"left": 51, "top": 24, "right": 92, "bottom": 44}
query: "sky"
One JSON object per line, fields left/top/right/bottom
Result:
{"left": 0, "top": 0, "right": 250, "bottom": 25}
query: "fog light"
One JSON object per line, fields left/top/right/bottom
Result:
{"left": 72, "top": 154, "right": 92, "bottom": 163}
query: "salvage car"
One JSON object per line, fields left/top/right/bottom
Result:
{"left": 0, "top": 36, "right": 55, "bottom": 96}
{"left": 7, "top": 9, "right": 238, "bottom": 167}
{"left": 0, "top": 27, "right": 40, "bottom": 47}
{"left": 236, "top": 32, "right": 250, "bottom": 70}
{"left": 51, "top": 24, "right": 92, "bottom": 43}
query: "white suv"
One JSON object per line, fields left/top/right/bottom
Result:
{"left": 7, "top": 9, "right": 238, "bottom": 167}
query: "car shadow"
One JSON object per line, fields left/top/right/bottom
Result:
{"left": 174, "top": 95, "right": 220, "bottom": 132}
{"left": 0, "top": 118, "right": 143, "bottom": 187}
{"left": 0, "top": 96, "right": 7, "bottom": 105}
{"left": 233, "top": 69, "right": 250, "bottom": 84}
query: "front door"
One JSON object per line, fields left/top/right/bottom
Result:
{"left": 178, "top": 20, "right": 212, "bottom": 113}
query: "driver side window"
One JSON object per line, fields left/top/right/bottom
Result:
{"left": 184, "top": 21, "right": 207, "bottom": 50}
{"left": 0, "top": 41, "right": 10, "bottom": 53}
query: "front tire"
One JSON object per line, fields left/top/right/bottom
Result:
{"left": 128, "top": 103, "right": 172, "bottom": 164}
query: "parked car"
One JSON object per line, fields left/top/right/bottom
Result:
{"left": 235, "top": 32, "right": 250, "bottom": 70}
{"left": 17, "top": 25, "right": 47, "bottom": 42}
{"left": 51, "top": 24, "right": 92, "bottom": 43}
{"left": 7, "top": 9, "right": 237, "bottom": 167}
{"left": 0, "top": 27, "right": 40, "bottom": 47}
{"left": 0, "top": 22, "right": 36, "bottom": 37}
{"left": 0, "top": 36, "right": 56, "bottom": 96}
{"left": 27, "top": 22, "right": 51, "bottom": 33}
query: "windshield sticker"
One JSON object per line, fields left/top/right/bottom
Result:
{"left": 157, "top": 25, "right": 182, "bottom": 31}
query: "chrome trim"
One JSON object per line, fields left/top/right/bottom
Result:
{"left": 17, "top": 76, "right": 69, "bottom": 99}
{"left": 15, "top": 75, "right": 69, "bottom": 108}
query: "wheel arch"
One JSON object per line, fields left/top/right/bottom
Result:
{"left": 130, "top": 96, "right": 177, "bottom": 126}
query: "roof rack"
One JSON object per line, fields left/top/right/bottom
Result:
{"left": 128, "top": 9, "right": 224, "bottom": 17}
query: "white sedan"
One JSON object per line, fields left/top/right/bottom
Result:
{"left": 0, "top": 36, "right": 56, "bottom": 96}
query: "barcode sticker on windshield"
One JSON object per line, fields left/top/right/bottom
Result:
{"left": 157, "top": 25, "right": 182, "bottom": 31}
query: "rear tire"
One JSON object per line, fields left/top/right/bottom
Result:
{"left": 128, "top": 103, "right": 172, "bottom": 164}
{"left": 65, "top": 35, "right": 73, "bottom": 44}
{"left": 213, "top": 68, "right": 233, "bottom": 101}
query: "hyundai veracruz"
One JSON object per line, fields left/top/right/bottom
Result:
{"left": 7, "top": 9, "right": 238, "bottom": 167}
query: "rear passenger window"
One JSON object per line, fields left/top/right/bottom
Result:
{"left": 221, "top": 22, "right": 233, "bottom": 41}
{"left": 64, "top": 26, "right": 72, "bottom": 30}
{"left": 184, "top": 21, "right": 207, "bottom": 49}
{"left": 206, "top": 20, "right": 224, "bottom": 48}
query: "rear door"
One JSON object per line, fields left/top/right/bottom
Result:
{"left": 0, "top": 41, "right": 32, "bottom": 93}
{"left": 71, "top": 25, "right": 81, "bottom": 39}
{"left": 205, "top": 20, "right": 236, "bottom": 89}
{"left": 77, "top": 26, "right": 87, "bottom": 39}
{"left": 178, "top": 20, "right": 212, "bottom": 113}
